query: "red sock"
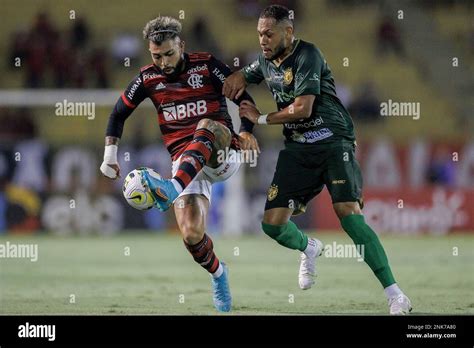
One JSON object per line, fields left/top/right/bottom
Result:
{"left": 174, "top": 128, "right": 215, "bottom": 190}
{"left": 183, "top": 234, "right": 220, "bottom": 274}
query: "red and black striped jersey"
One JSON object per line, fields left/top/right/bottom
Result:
{"left": 107, "top": 52, "right": 253, "bottom": 161}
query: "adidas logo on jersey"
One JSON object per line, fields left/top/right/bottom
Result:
{"left": 155, "top": 82, "right": 166, "bottom": 90}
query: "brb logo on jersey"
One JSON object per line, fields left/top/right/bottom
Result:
{"left": 162, "top": 100, "right": 208, "bottom": 121}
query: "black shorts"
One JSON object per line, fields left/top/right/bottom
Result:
{"left": 265, "top": 140, "right": 363, "bottom": 212}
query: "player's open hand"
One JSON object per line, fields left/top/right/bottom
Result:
{"left": 239, "top": 100, "right": 260, "bottom": 124}
{"left": 223, "top": 71, "right": 247, "bottom": 100}
{"left": 238, "top": 131, "right": 261, "bottom": 154}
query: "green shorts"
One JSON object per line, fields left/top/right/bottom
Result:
{"left": 265, "top": 140, "right": 363, "bottom": 212}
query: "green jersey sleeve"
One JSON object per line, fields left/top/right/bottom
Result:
{"left": 241, "top": 58, "right": 264, "bottom": 84}
{"left": 294, "top": 45, "right": 324, "bottom": 97}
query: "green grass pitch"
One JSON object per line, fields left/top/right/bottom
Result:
{"left": 1, "top": 231, "right": 473, "bottom": 315}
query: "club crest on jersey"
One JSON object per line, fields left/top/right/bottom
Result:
{"left": 187, "top": 73, "right": 203, "bottom": 89}
{"left": 267, "top": 184, "right": 278, "bottom": 201}
{"left": 283, "top": 68, "right": 293, "bottom": 85}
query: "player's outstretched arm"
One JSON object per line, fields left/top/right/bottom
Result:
{"left": 222, "top": 71, "right": 247, "bottom": 100}
{"left": 209, "top": 56, "right": 260, "bottom": 152}
{"left": 209, "top": 55, "right": 255, "bottom": 113}
{"left": 239, "top": 95, "right": 316, "bottom": 125}
{"left": 100, "top": 74, "right": 147, "bottom": 180}
{"left": 225, "top": 57, "right": 265, "bottom": 101}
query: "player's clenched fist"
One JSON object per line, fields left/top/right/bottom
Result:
{"left": 239, "top": 100, "right": 261, "bottom": 124}
{"left": 222, "top": 71, "right": 247, "bottom": 100}
{"left": 238, "top": 131, "right": 261, "bottom": 154}
{"left": 100, "top": 144, "right": 121, "bottom": 179}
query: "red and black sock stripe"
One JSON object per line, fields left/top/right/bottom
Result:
{"left": 174, "top": 128, "right": 215, "bottom": 190}
{"left": 183, "top": 234, "right": 220, "bottom": 274}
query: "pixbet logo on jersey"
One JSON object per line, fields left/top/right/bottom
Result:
{"left": 162, "top": 100, "right": 208, "bottom": 121}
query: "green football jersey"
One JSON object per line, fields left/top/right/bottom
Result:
{"left": 242, "top": 39, "right": 356, "bottom": 145}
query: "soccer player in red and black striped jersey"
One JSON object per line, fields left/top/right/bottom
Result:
{"left": 100, "top": 16, "right": 259, "bottom": 312}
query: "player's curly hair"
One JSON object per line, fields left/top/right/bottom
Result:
{"left": 143, "top": 16, "right": 182, "bottom": 44}
{"left": 259, "top": 4, "right": 293, "bottom": 26}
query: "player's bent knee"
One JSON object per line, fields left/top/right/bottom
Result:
{"left": 218, "top": 123, "right": 231, "bottom": 141}
{"left": 181, "top": 225, "right": 205, "bottom": 245}
{"left": 197, "top": 118, "right": 230, "bottom": 141}
{"left": 333, "top": 202, "right": 362, "bottom": 220}
{"left": 261, "top": 222, "right": 289, "bottom": 245}
{"left": 262, "top": 208, "right": 292, "bottom": 225}
{"left": 196, "top": 118, "right": 215, "bottom": 130}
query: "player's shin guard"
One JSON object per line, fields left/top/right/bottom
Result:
{"left": 261, "top": 221, "right": 308, "bottom": 251}
{"left": 341, "top": 214, "right": 396, "bottom": 288}
{"left": 183, "top": 234, "right": 220, "bottom": 274}
{"left": 173, "top": 128, "right": 215, "bottom": 190}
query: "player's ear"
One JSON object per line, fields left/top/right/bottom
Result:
{"left": 285, "top": 25, "right": 293, "bottom": 38}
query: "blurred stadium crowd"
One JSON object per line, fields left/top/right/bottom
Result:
{"left": 0, "top": 0, "right": 472, "bottom": 235}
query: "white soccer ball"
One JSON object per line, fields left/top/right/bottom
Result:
{"left": 122, "top": 167, "right": 160, "bottom": 210}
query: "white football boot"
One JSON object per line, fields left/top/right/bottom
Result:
{"left": 388, "top": 294, "right": 412, "bottom": 315}
{"left": 298, "top": 238, "right": 324, "bottom": 290}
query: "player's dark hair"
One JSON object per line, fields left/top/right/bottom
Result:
{"left": 259, "top": 4, "right": 293, "bottom": 26}
{"left": 143, "top": 16, "right": 182, "bottom": 44}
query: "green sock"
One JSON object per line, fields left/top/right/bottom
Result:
{"left": 261, "top": 220, "right": 308, "bottom": 251}
{"left": 341, "top": 214, "right": 396, "bottom": 288}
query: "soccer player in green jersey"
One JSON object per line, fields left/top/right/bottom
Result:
{"left": 223, "top": 5, "right": 412, "bottom": 315}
